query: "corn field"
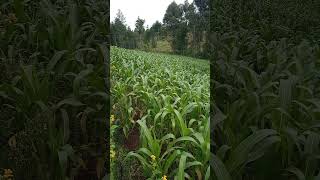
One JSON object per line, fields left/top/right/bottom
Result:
{"left": 210, "top": 0, "right": 320, "bottom": 179}
{"left": 1, "top": 0, "right": 320, "bottom": 179}
{"left": 211, "top": 35, "right": 320, "bottom": 179}
{"left": 110, "top": 47, "right": 210, "bottom": 179}
{"left": 0, "top": 0, "right": 109, "bottom": 179}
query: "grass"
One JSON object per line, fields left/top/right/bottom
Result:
{"left": 152, "top": 40, "right": 173, "bottom": 53}
{"left": 110, "top": 46, "right": 210, "bottom": 179}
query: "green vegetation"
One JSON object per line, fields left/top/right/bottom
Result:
{"left": 210, "top": 0, "right": 320, "bottom": 179}
{"left": 153, "top": 40, "right": 173, "bottom": 52}
{"left": 110, "top": 47, "right": 210, "bottom": 179}
{"left": 0, "top": 0, "right": 108, "bottom": 179}
{"left": 111, "top": 0, "right": 209, "bottom": 59}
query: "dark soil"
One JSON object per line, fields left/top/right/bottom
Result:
{"left": 75, "top": 158, "right": 98, "bottom": 180}
{"left": 123, "top": 126, "right": 140, "bottom": 150}
{"left": 133, "top": 108, "right": 143, "bottom": 121}
{"left": 131, "top": 174, "right": 146, "bottom": 180}
{"left": 115, "top": 153, "right": 145, "bottom": 180}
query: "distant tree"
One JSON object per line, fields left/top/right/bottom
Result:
{"left": 172, "top": 23, "right": 188, "bottom": 54}
{"left": 184, "top": 2, "right": 197, "bottom": 26}
{"left": 135, "top": 17, "right": 145, "bottom": 48}
{"left": 111, "top": 10, "right": 139, "bottom": 49}
{"left": 184, "top": 2, "right": 201, "bottom": 56}
{"left": 147, "top": 21, "right": 162, "bottom": 48}
{"left": 151, "top": 21, "right": 162, "bottom": 35}
{"left": 163, "top": 2, "right": 183, "bottom": 31}
{"left": 163, "top": 2, "right": 188, "bottom": 54}
{"left": 125, "top": 27, "right": 138, "bottom": 49}
{"left": 135, "top": 17, "right": 145, "bottom": 34}
{"left": 144, "top": 28, "right": 152, "bottom": 48}
{"left": 111, "top": 9, "right": 127, "bottom": 47}
{"left": 115, "top": 9, "right": 126, "bottom": 24}
{"left": 194, "top": 0, "right": 209, "bottom": 58}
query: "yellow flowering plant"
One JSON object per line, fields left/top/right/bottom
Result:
{"left": 110, "top": 115, "right": 115, "bottom": 124}
{"left": 150, "top": 155, "right": 156, "bottom": 161}
{"left": 161, "top": 175, "right": 167, "bottom": 180}
{"left": 110, "top": 149, "right": 116, "bottom": 159}
{"left": 110, "top": 115, "right": 118, "bottom": 160}
{"left": 110, "top": 113, "right": 119, "bottom": 179}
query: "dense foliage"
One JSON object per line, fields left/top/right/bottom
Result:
{"left": 110, "top": 0, "right": 210, "bottom": 59}
{"left": 0, "top": 0, "right": 109, "bottom": 179}
{"left": 210, "top": 0, "right": 320, "bottom": 179}
{"left": 110, "top": 47, "right": 210, "bottom": 179}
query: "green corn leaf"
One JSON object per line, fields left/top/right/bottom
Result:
{"left": 226, "top": 129, "right": 278, "bottom": 173}
{"left": 211, "top": 154, "right": 231, "bottom": 180}
{"left": 47, "top": 50, "right": 68, "bottom": 71}
{"left": 57, "top": 98, "right": 85, "bottom": 107}
{"left": 177, "top": 153, "right": 187, "bottom": 180}
{"left": 286, "top": 167, "right": 306, "bottom": 180}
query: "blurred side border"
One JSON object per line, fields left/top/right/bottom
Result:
{"left": 0, "top": 0, "right": 110, "bottom": 179}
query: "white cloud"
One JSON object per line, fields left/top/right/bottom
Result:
{"left": 110, "top": 0, "right": 193, "bottom": 29}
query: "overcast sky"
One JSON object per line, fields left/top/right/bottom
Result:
{"left": 110, "top": 0, "right": 193, "bottom": 29}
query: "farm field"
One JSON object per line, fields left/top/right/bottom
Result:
{"left": 210, "top": 0, "right": 320, "bottom": 179}
{"left": 110, "top": 47, "right": 210, "bottom": 179}
{"left": 212, "top": 37, "right": 320, "bottom": 179}
{"left": 0, "top": 0, "right": 108, "bottom": 178}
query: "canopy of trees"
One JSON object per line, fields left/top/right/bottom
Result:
{"left": 110, "top": 0, "right": 210, "bottom": 59}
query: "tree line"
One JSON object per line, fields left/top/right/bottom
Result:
{"left": 111, "top": 0, "right": 210, "bottom": 59}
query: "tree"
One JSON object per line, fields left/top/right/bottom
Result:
{"left": 124, "top": 27, "right": 138, "bottom": 49}
{"left": 194, "top": 0, "right": 209, "bottom": 58}
{"left": 151, "top": 21, "right": 162, "bottom": 35}
{"left": 116, "top": 9, "right": 126, "bottom": 24}
{"left": 144, "top": 28, "right": 152, "bottom": 48}
{"left": 163, "top": 2, "right": 183, "bottom": 31}
{"left": 184, "top": 2, "right": 203, "bottom": 56}
{"left": 111, "top": 10, "right": 139, "bottom": 49}
{"left": 148, "top": 21, "right": 162, "bottom": 48}
{"left": 111, "top": 10, "right": 127, "bottom": 47}
{"left": 163, "top": 2, "right": 188, "bottom": 54}
{"left": 135, "top": 17, "right": 145, "bottom": 48}
{"left": 135, "top": 17, "right": 145, "bottom": 35}
{"left": 172, "top": 23, "right": 188, "bottom": 54}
